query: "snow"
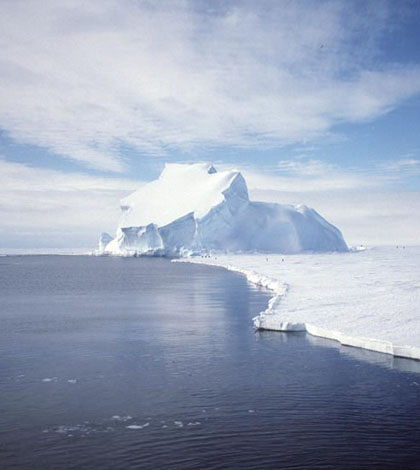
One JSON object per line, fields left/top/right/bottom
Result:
{"left": 176, "top": 246, "right": 420, "bottom": 361}
{"left": 98, "top": 163, "right": 347, "bottom": 255}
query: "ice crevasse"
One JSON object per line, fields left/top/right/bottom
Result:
{"left": 98, "top": 163, "right": 347, "bottom": 256}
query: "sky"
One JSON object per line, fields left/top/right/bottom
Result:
{"left": 1, "top": 0, "right": 420, "bottom": 249}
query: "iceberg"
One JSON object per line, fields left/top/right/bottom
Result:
{"left": 98, "top": 163, "right": 347, "bottom": 256}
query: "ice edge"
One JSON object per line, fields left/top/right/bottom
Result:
{"left": 174, "top": 258, "right": 420, "bottom": 362}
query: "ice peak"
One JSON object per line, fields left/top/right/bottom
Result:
{"left": 160, "top": 162, "right": 219, "bottom": 180}
{"left": 120, "top": 162, "right": 248, "bottom": 229}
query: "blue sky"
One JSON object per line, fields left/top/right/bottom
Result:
{"left": 0, "top": 0, "right": 420, "bottom": 248}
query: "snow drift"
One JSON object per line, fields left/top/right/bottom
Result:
{"left": 99, "top": 163, "right": 347, "bottom": 256}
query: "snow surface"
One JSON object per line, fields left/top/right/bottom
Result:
{"left": 99, "top": 163, "right": 347, "bottom": 255}
{"left": 120, "top": 163, "right": 240, "bottom": 227}
{"left": 176, "top": 246, "right": 420, "bottom": 361}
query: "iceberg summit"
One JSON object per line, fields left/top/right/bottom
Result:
{"left": 99, "top": 163, "right": 347, "bottom": 256}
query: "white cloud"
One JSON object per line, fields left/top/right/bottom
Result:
{"left": 0, "top": 159, "right": 140, "bottom": 247}
{"left": 0, "top": 1, "right": 419, "bottom": 170}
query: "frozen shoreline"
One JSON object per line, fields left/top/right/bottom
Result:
{"left": 175, "top": 247, "right": 420, "bottom": 361}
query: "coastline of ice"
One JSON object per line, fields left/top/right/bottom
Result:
{"left": 176, "top": 246, "right": 420, "bottom": 361}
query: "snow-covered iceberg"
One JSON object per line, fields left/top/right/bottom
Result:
{"left": 99, "top": 163, "right": 347, "bottom": 256}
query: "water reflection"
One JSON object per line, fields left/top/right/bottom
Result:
{"left": 306, "top": 333, "right": 420, "bottom": 374}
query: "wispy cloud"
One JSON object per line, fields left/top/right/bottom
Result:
{"left": 0, "top": 159, "right": 140, "bottom": 192}
{"left": 0, "top": 0, "right": 419, "bottom": 170}
{"left": 238, "top": 159, "right": 387, "bottom": 192}
{"left": 383, "top": 155, "right": 420, "bottom": 174}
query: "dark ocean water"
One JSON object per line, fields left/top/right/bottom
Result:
{"left": 0, "top": 255, "right": 420, "bottom": 470}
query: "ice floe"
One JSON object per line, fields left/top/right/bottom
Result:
{"left": 126, "top": 423, "right": 150, "bottom": 430}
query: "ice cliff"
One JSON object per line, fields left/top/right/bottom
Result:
{"left": 99, "top": 163, "right": 347, "bottom": 256}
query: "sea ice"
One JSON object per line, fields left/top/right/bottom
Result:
{"left": 126, "top": 423, "right": 149, "bottom": 430}
{"left": 177, "top": 246, "right": 420, "bottom": 361}
{"left": 111, "top": 415, "right": 132, "bottom": 422}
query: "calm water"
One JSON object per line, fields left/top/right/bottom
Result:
{"left": 1, "top": 256, "right": 420, "bottom": 469}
